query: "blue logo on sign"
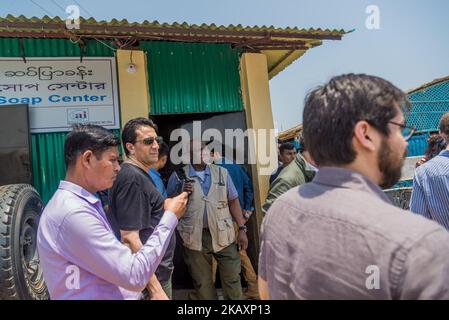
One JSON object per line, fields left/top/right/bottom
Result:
{"left": 68, "top": 108, "right": 89, "bottom": 123}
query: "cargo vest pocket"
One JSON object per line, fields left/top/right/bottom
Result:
{"left": 217, "top": 220, "right": 230, "bottom": 246}
{"left": 224, "top": 218, "right": 235, "bottom": 243}
{"left": 217, "top": 206, "right": 231, "bottom": 220}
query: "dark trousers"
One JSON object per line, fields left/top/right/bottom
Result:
{"left": 183, "top": 229, "right": 242, "bottom": 300}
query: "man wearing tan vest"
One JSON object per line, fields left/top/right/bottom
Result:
{"left": 167, "top": 140, "right": 248, "bottom": 300}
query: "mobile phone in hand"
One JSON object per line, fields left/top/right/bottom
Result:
{"left": 176, "top": 180, "right": 186, "bottom": 195}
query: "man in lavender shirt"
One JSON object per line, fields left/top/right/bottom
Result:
{"left": 37, "top": 124, "right": 188, "bottom": 300}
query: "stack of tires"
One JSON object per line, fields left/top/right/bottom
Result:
{"left": 0, "top": 184, "right": 48, "bottom": 300}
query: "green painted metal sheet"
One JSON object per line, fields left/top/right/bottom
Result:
{"left": 30, "top": 132, "right": 67, "bottom": 203}
{"left": 29, "top": 129, "right": 121, "bottom": 203}
{"left": 0, "top": 37, "right": 114, "bottom": 57}
{"left": 141, "top": 41, "right": 243, "bottom": 114}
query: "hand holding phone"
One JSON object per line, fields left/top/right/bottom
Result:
{"left": 183, "top": 181, "right": 194, "bottom": 195}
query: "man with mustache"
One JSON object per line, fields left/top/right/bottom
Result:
{"left": 259, "top": 74, "right": 449, "bottom": 299}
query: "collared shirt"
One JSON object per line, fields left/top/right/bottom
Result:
{"left": 262, "top": 153, "right": 316, "bottom": 215}
{"left": 148, "top": 167, "right": 168, "bottom": 198}
{"left": 216, "top": 157, "right": 254, "bottom": 211}
{"left": 410, "top": 150, "right": 449, "bottom": 230}
{"left": 305, "top": 161, "right": 318, "bottom": 173}
{"left": 37, "top": 180, "right": 177, "bottom": 300}
{"left": 259, "top": 167, "right": 449, "bottom": 299}
{"left": 166, "top": 165, "right": 238, "bottom": 227}
{"left": 269, "top": 165, "right": 284, "bottom": 185}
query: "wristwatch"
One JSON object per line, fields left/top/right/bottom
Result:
{"left": 238, "top": 225, "right": 247, "bottom": 233}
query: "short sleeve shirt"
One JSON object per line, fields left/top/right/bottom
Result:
{"left": 108, "top": 162, "right": 175, "bottom": 282}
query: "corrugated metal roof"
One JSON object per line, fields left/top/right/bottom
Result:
{"left": 0, "top": 15, "right": 350, "bottom": 79}
{"left": 0, "top": 15, "right": 348, "bottom": 37}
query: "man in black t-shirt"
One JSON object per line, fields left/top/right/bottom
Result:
{"left": 108, "top": 117, "right": 176, "bottom": 299}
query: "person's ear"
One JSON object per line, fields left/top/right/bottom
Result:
{"left": 353, "top": 121, "right": 377, "bottom": 152}
{"left": 126, "top": 142, "right": 135, "bottom": 156}
{"left": 81, "top": 150, "right": 94, "bottom": 168}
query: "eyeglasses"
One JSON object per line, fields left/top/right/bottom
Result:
{"left": 135, "top": 136, "right": 163, "bottom": 146}
{"left": 388, "top": 121, "right": 416, "bottom": 141}
{"left": 364, "top": 119, "right": 417, "bottom": 141}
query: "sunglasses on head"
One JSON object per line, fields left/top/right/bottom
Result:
{"left": 135, "top": 136, "right": 163, "bottom": 145}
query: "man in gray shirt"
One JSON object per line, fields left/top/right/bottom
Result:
{"left": 259, "top": 74, "right": 449, "bottom": 300}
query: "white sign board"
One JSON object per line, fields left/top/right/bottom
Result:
{"left": 0, "top": 57, "right": 120, "bottom": 133}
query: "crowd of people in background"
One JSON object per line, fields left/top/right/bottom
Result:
{"left": 36, "top": 73, "right": 449, "bottom": 300}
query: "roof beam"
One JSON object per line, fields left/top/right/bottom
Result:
{"left": 268, "top": 50, "right": 296, "bottom": 74}
{"left": 233, "top": 36, "right": 272, "bottom": 47}
{"left": 258, "top": 46, "right": 309, "bottom": 51}
{"left": 238, "top": 40, "right": 308, "bottom": 47}
{"left": 0, "top": 31, "right": 321, "bottom": 51}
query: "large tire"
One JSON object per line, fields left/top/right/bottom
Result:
{"left": 0, "top": 184, "right": 49, "bottom": 300}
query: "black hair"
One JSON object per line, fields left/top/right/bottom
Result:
{"left": 303, "top": 74, "right": 410, "bottom": 166}
{"left": 121, "top": 117, "right": 157, "bottom": 156}
{"left": 425, "top": 134, "right": 447, "bottom": 160}
{"left": 158, "top": 141, "right": 169, "bottom": 159}
{"left": 279, "top": 142, "right": 295, "bottom": 154}
{"left": 64, "top": 124, "right": 120, "bottom": 168}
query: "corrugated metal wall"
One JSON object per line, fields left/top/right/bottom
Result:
{"left": 0, "top": 38, "right": 114, "bottom": 57}
{"left": 30, "top": 132, "right": 67, "bottom": 202}
{"left": 29, "top": 129, "right": 120, "bottom": 203}
{"left": 0, "top": 38, "right": 114, "bottom": 202}
{"left": 141, "top": 41, "right": 243, "bottom": 114}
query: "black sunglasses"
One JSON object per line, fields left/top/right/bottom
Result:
{"left": 135, "top": 136, "right": 163, "bottom": 146}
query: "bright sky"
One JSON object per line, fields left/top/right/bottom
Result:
{"left": 2, "top": 0, "right": 449, "bottom": 131}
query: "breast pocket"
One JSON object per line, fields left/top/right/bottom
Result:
{"left": 216, "top": 201, "right": 230, "bottom": 219}
{"left": 214, "top": 183, "right": 228, "bottom": 201}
